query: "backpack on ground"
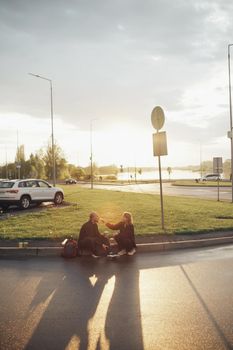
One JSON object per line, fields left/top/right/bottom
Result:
{"left": 61, "top": 238, "right": 78, "bottom": 258}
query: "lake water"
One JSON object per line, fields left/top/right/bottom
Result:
{"left": 117, "top": 169, "right": 200, "bottom": 181}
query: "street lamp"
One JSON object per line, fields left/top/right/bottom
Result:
{"left": 5, "top": 146, "right": 8, "bottom": 179}
{"left": 16, "top": 130, "right": 21, "bottom": 179}
{"left": 90, "top": 119, "right": 97, "bottom": 189}
{"left": 227, "top": 44, "right": 233, "bottom": 203}
{"left": 29, "top": 73, "right": 56, "bottom": 187}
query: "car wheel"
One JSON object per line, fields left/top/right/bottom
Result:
{"left": 1, "top": 205, "right": 9, "bottom": 212}
{"left": 54, "top": 192, "right": 63, "bottom": 205}
{"left": 20, "top": 195, "right": 31, "bottom": 210}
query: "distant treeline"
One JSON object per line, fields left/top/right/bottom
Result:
{"left": 0, "top": 142, "right": 119, "bottom": 180}
{"left": 0, "top": 143, "right": 231, "bottom": 180}
{"left": 177, "top": 160, "right": 232, "bottom": 177}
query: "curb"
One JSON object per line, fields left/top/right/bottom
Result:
{"left": 0, "top": 246, "right": 62, "bottom": 256}
{"left": 137, "top": 235, "right": 233, "bottom": 252}
{"left": 0, "top": 236, "right": 233, "bottom": 257}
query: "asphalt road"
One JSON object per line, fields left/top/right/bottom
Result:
{"left": 0, "top": 245, "right": 233, "bottom": 350}
{"left": 87, "top": 183, "right": 232, "bottom": 201}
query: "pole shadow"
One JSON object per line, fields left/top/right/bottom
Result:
{"left": 180, "top": 265, "right": 232, "bottom": 350}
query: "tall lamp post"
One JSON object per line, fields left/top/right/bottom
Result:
{"left": 16, "top": 130, "right": 21, "bottom": 179}
{"left": 29, "top": 73, "right": 56, "bottom": 187}
{"left": 5, "top": 146, "right": 8, "bottom": 179}
{"left": 90, "top": 119, "right": 97, "bottom": 189}
{"left": 228, "top": 44, "right": 233, "bottom": 203}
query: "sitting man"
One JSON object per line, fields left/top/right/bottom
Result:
{"left": 78, "top": 212, "right": 110, "bottom": 258}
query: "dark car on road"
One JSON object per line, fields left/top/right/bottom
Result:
{"left": 65, "top": 178, "right": 77, "bottom": 185}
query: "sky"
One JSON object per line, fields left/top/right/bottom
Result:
{"left": 0, "top": 0, "right": 233, "bottom": 168}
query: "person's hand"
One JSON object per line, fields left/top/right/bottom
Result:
{"left": 102, "top": 244, "right": 108, "bottom": 250}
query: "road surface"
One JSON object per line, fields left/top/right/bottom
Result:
{"left": 0, "top": 245, "right": 233, "bottom": 349}
{"left": 85, "top": 183, "right": 232, "bottom": 201}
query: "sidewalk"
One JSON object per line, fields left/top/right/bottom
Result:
{"left": 0, "top": 231, "right": 233, "bottom": 256}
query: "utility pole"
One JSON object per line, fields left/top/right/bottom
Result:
{"left": 90, "top": 121, "right": 93, "bottom": 189}
{"left": 134, "top": 163, "right": 137, "bottom": 183}
{"left": 29, "top": 73, "right": 56, "bottom": 186}
{"left": 200, "top": 143, "right": 203, "bottom": 177}
{"left": 90, "top": 119, "right": 97, "bottom": 189}
{"left": 16, "top": 130, "right": 21, "bottom": 179}
{"left": 5, "top": 146, "right": 8, "bottom": 179}
{"left": 228, "top": 44, "right": 233, "bottom": 203}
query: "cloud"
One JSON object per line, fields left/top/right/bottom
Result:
{"left": 0, "top": 0, "right": 232, "bottom": 165}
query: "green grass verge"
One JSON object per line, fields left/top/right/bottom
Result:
{"left": 0, "top": 186, "right": 233, "bottom": 240}
{"left": 173, "top": 180, "right": 231, "bottom": 187}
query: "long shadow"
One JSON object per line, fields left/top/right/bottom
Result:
{"left": 23, "top": 254, "right": 153, "bottom": 350}
{"left": 1, "top": 247, "right": 232, "bottom": 349}
{"left": 105, "top": 257, "right": 143, "bottom": 350}
{"left": 25, "top": 257, "right": 113, "bottom": 350}
{"left": 19, "top": 247, "right": 233, "bottom": 350}
{"left": 180, "top": 265, "right": 232, "bottom": 350}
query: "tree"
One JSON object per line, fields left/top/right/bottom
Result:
{"left": 43, "top": 142, "right": 69, "bottom": 180}
{"left": 85, "top": 162, "right": 99, "bottom": 176}
{"left": 223, "top": 159, "right": 231, "bottom": 179}
{"left": 15, "top": 145, "right": 25, "bottom": 163}
{"left": 15, "top": 145, "right": 26, "bottom": 178}
{"left": 200, "top": 161, "right": 212, "bottom": 173}
{"left": 27, "top": 152, "right": 45, "bottom": 179}
{"left": 98, "top": 165, "right": 118, "bottom": 175}
{"left": 68, "top": 164, "right": 86, "bottom": 179}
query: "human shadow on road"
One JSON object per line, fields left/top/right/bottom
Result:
{"left": 24, "top": 255, "right": 145, "bottom": 350}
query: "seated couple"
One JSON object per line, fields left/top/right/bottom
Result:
{"left": 78, "top": 211, "right": 136, "bottom": 258}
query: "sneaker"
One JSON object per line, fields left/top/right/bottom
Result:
{"left": 127, "top": 248, "right": 136, "bottom": 256}
{"left": 118, "top": 249, "right": 127, "bottom": 256}
{"left": 92, "top": 254, "right": 101, "bottom": 258}
{"left": 107, "top": 251, "right": 118, "bottom": 257}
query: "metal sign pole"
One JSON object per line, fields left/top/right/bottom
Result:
{"left": 151, "top": 106, "right": 167, "bottom": 232}
{"left": 228, "top": 44, "right": 233, "bottom": 203}
{"left": 217, "top": 161, "right": 220, "bottom": 202}
{"left": 213, "top": 157, "right": 222, "bottom": 202}
{"left": 158, "top": 154, "right": 165, "bottom": 230}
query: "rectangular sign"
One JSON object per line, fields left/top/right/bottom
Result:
{"left": 153, "top": 132, "right": 168, "bottom": 157}
{"left": 213, "top": 157, "right": 223, "bottom": 174}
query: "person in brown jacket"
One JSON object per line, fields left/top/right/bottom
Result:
{"left": 78, "top": 212, "right": 110, "bottom": 258}
{"left": 105, "top": 212, "right": 136, "bottom": 256}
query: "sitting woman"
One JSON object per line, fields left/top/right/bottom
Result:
{"left": 105, "top": 212, "right": 136, "bottom": 256}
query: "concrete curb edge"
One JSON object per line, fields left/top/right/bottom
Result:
{"left": 0, "top": 235, "right": 233, "bottom": 256}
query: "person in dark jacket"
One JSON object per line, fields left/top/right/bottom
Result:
{"left": 105, "top": 212, "right": 136, "bottom": 256}
{"left": 78, "top": 212, "right": 110, "bottom": 258}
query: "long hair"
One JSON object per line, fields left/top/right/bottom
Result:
{"left": 123, "top": 212, "right": 133, "bottom": 225}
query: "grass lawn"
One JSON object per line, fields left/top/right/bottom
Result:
{"left": 0, "top": 185, "right": 233, "bottom": 240}
{"left": 173, "top": 180, "right": 231, "bottom": 187}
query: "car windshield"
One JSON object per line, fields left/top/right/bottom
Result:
{"left": 0, "top": 181, "right": 15, "bottom": 188}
